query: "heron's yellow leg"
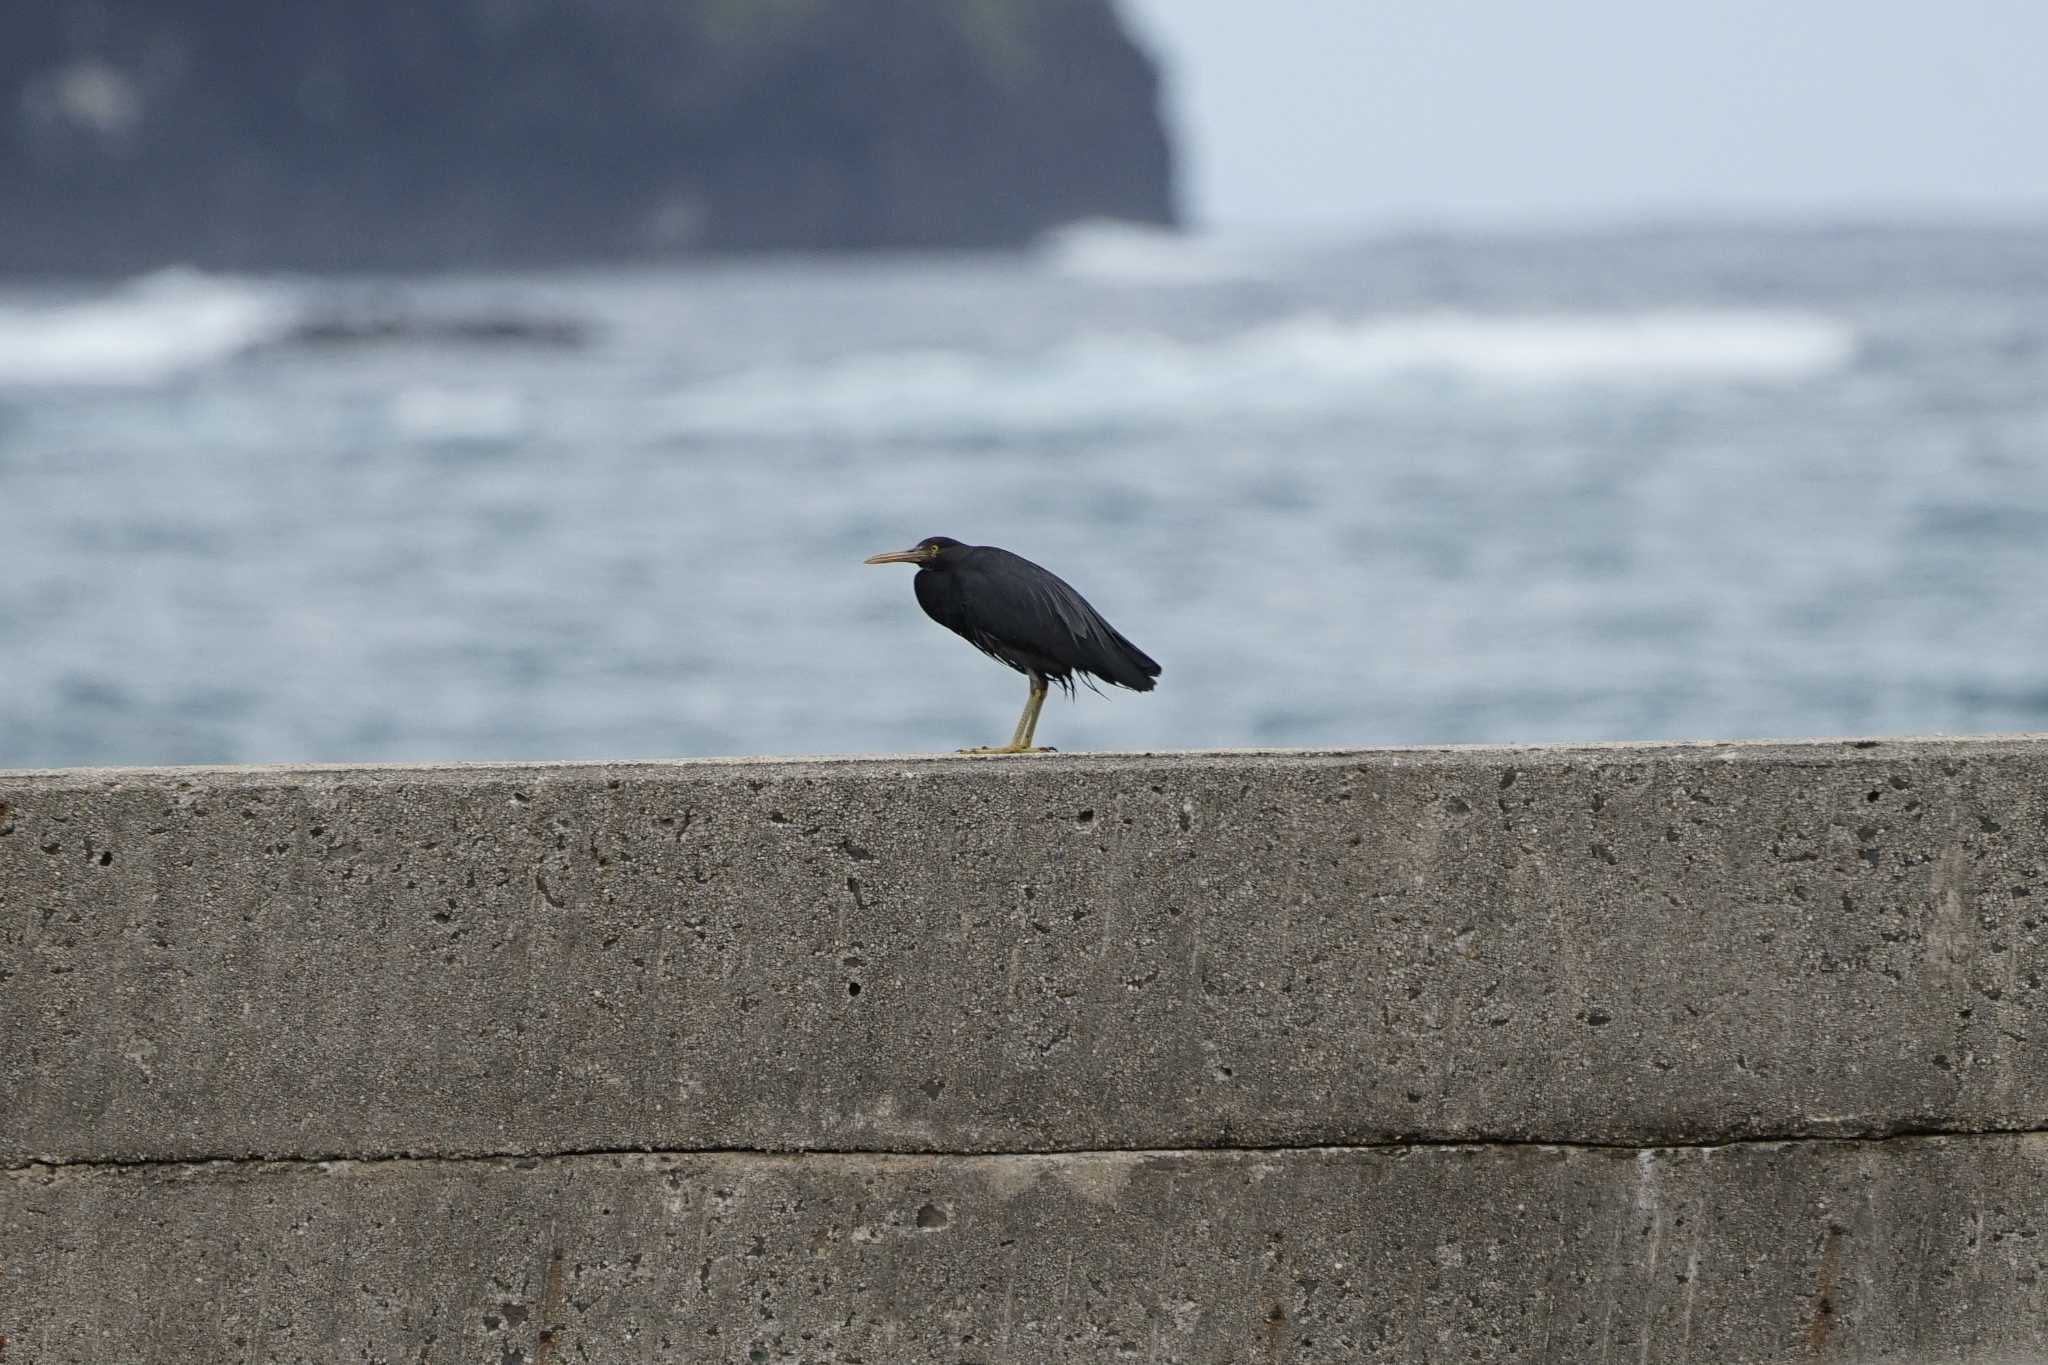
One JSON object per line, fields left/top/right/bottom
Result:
{"left": 1016, "top": 677, "right": 1048, "bottom": 748}
{"left": 959, "top": 677, "right": 1055, "bottom": 755}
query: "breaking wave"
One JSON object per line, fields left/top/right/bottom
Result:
{"left": 1035, "top": 219, "right": 1277, "bottom": 286}
{"left": 0, "top": 268, "right": 298, "bottom": 387}
{"left": 658, "top": 308, "right": 1857, "bottom": 439}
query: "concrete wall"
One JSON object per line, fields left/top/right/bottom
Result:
{"left": 3, "top": 738, "right": 2046, "bottom": 1362}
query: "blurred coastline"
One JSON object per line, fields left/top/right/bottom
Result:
{"left": 2, "top": 0, "right": 1173, "bottom": 273}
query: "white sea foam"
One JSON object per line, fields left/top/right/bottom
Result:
{"left": 1238, "top": 309, "right": 1856, "bottom": 384}
{"left": 0, "top": 268, "right": 297, "bottom": 387}
{"left": 1035, "top": 218, "right": 1272, "bottom": 285}
{"left": 658, "top": 309, "right": 1857, "bottom": 439}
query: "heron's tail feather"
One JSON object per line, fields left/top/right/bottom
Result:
{"left": 1099, "top": 627, "right": 1161, "bottom": 692}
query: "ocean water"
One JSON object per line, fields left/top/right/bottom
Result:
{"left": 2, "top": 221, "right": 2045, "bottom": 768}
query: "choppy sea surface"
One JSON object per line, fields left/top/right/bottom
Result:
{"left": 2, "top": 221, "right": 2045, "bottom": 768}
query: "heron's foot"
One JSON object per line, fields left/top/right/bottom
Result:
{"left": 957, "top": 744, "right": 1058, "bottom": 756}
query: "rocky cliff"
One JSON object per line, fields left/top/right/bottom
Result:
{"left": 2, "top": 0, "right": 1176, "bottom": 273}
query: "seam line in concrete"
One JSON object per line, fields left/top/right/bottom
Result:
{"left": 9, "top": 1124, "right": 2045, "bottom": 1177}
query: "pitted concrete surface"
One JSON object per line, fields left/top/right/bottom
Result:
{"left": 4, "top": 739, "right": 2047, "bottom": 1363}
{"left": 4, "top": 739, "right": 2045, "bottom": 1164}
{"left": 4, "top": 1136, "right": 2045, "bottom": 1364}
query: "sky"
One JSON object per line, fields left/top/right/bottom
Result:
{"left": 1117, "top": 1, "right": 2048, "bottom": 231}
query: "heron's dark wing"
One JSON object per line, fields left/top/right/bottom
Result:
{"left": 925, "top": 547, "right": 1160, "bottom": 692}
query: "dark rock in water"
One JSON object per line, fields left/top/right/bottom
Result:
{"left": 0, "top": 0, "right": 1177, "bottom": 275}
{"left": 281, "top": 311, "right": 592, "bottom": 350}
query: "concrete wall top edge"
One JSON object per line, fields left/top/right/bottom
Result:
{"left": 5, "top": 731, "right": 2044, "bottom": 788}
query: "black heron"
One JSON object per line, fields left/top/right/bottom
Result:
{"left": 864, "top": 536, "right": 1161, "bottom": 754}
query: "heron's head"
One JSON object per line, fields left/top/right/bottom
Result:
{"left": 863, "top": 536, "right": 965, "bottom": 569}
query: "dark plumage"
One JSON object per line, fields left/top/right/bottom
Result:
{"left": 864, "top": 536, "right": 1161, "bottom": 753}
{"left": 910, "top": 540, "right": 1160, "bottom": 695}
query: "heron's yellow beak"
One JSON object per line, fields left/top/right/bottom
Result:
{"left": 863, "top": 546, "right": 933, "bottom": 566}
